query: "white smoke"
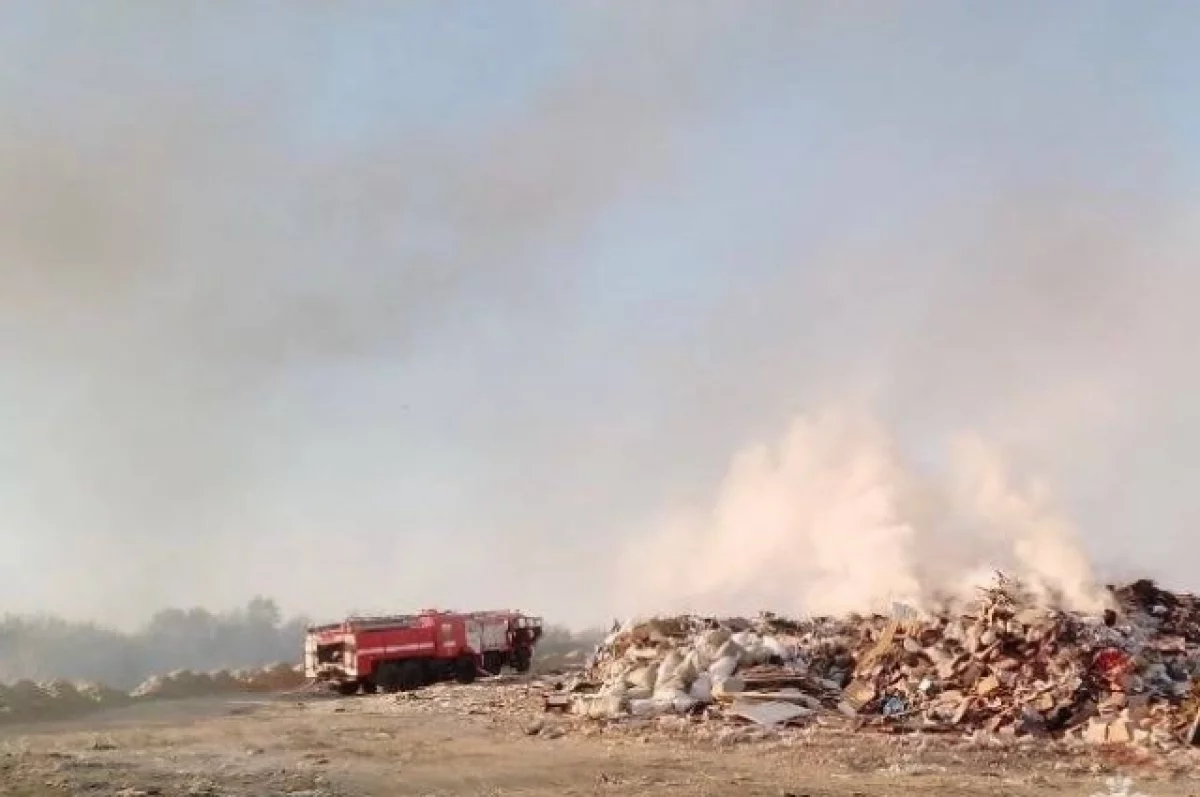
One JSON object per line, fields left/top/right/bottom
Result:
{"left": 614, "top": 408, "right": 1107, "bottom": 618}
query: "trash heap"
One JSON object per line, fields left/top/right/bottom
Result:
{"left": 566, "top": 613, "right": 869, "bottom": 728}
{"left": 561, "top": 575, "right": 1200, "bottom": 749}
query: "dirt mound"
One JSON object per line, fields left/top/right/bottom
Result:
{"left": 130, "top": 670, "right": 216, "bottom": 700}
{"left": 241, "top": 662, "right": 306, "bottom": 693}
{"left": 0, "top": 661, "right": 306, "bottom": 724}
{"left": 207, "top": 669, "right": 242, "bottom": 692}
{"left": 129, "top": 662, "right": 306, "bottom": 700}
{"left": 74, "top": 680, "right": 129, "bottom": 705}
{"left": 130, "top": 674, "right": 169, "bottom": 699}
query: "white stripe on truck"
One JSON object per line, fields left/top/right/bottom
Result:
{"left": 356, "top": 642, "right": 437, "bottom": 656}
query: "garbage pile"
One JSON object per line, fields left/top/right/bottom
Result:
{"left": 563, "top": 575, "right": 1200, "bottom": 750}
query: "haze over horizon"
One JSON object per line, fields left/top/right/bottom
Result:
{"left": 4, "top": 2, "right": 1200, "bottom": 631}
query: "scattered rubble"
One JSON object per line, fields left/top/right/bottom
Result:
{"left": 552, "top": 575, "right": 1200, "bottom": 751}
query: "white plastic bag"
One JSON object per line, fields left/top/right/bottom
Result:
{"left": 655, "top": 650, "right": 683, "bottom": 691}
{"left": 713, "top": 675, "right": 745, "bottom": 697}
{"left": 689, "top": 673, "right": 714, "bottom": 703}
{"left": 626, "top": 663, "right": 659, "bottom": 691}
{"left": 601, "top": 680, "right": 629, "bottom": 698}
{"left": 709, "top": 654, "right": 739, "bottom": 682}
{"left": 696, "top": 628, "right": 731, "bottom": 662}
{"left": 761, "top": 635, "right": 790, "bottom": 660}
{"left": 630, "top": 698, "right": 665, "bottom": 717}
{"left": 659, "top": 653, "right": 699, "bottom": 693}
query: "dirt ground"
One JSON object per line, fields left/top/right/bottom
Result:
{"left": 2, "top": 683, "right": 1199, "bottom": 797}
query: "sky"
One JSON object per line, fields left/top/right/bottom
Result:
{"left": 3, "top": 2, "right": 1200, "bottom": 628}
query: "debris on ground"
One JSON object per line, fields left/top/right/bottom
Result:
{"left": 548, "top": 575, "right": 1200, "bottom": 752}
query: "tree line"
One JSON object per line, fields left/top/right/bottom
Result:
{"left": 0, "top": 596, "right": 308, "bottom": 690}
{"left": 0, "top": 599, "right": 606, "bottom": 691}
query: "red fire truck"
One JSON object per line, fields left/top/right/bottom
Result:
{"left": 304, "top": 609, "right": 543, "bottom": 695}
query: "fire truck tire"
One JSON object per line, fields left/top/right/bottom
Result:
{"left": 513, "top": 648, "right": 532, "bottom": 673}
{"left": 454, "top": 655, "right": 477, "bottom": 684}
{"left": 361, "top": 680, "right": 378, "bottom": 695}
{"left": 397, "top": 661, "right": 424, "bottom": 691}
{"left": 335, "top": 680, "right": 360, "bottom": 696}
{"left": 376, "top": 662, "right": 403, "bottom": 694}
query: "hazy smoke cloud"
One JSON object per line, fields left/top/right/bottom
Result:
{"left": 607, "top": 186, "right": 1200, "bottom": 620}
{"left": 0, "top": 4, "right": 729, "bottom": 623}
{"left": 3, "top": 3, "right": 1200, "bottom": 632}
{"left": 615, "top": 409, "right": 1107, "bottom": 618}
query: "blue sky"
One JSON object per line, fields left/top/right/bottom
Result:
{"left": 3, "top": 2, "right": 1200, "bottom": 627}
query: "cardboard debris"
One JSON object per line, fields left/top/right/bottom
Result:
{"left": 842, "top": 679, "right": 877, "bottom": 711}
{"left": 975, "top": 675, "right": 1001, "bottom": 697}
{"left": 566, "top": 575, "right": 1200, "bottom": 750}
{"left": 728, "top": 699, "right": 813, "bottom": 727}
{"left": 1187, "top": 703, "right": 1200, "bottom": 746}
{"left": 544, "top": 694, "right": 572, "bottom": 712}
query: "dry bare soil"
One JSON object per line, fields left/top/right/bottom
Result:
{"left": 1, "top": 684, "right": 1198, "bottom": 797}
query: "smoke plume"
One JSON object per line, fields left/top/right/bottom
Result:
{"left": 615, "top": 409, "right": 1108, "bottom": 619}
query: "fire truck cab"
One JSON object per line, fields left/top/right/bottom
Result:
{"left": 470, "top": 610, "right": 543, "bottom": 674}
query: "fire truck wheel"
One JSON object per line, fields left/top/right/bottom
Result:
{"left": 454, "top": 655, "right": 477, "bottom": 684}
{"left": 397, "top": 661, "right": 424, "bottom": 691}
{"left": 513, "top": 649, "right": 532, "bottom": 673}
{"left": 361, "top": 681, "right": 378, "bottom": 695}
{"left": 376, "top": 663, "right": 402, "bottom": 694}
{"left": 335, "top": 681, "right": 360, "bottom": 697}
